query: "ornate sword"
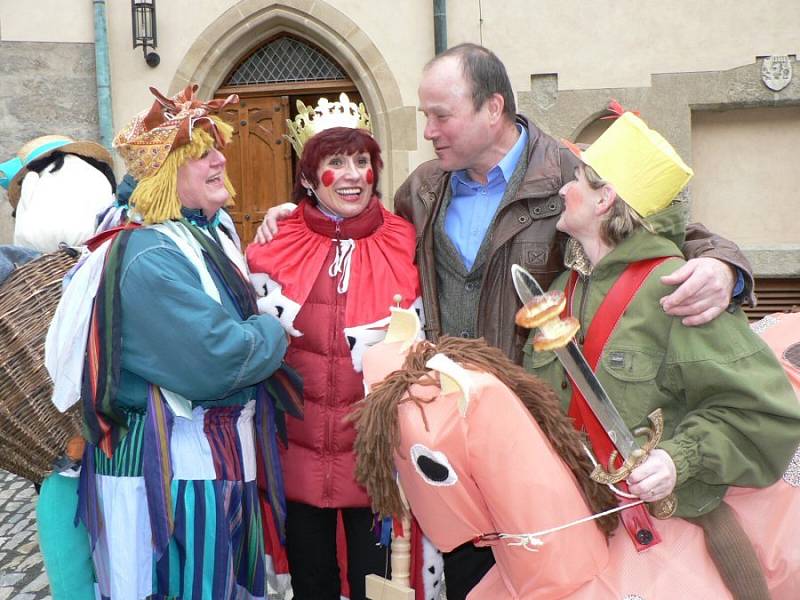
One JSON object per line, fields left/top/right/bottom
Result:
{"left": 511, "top": 264, "right": 676, "bottom": 519}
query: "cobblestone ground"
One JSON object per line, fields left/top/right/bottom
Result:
{"left": 0, "top": 470, "right": 50, "bottom": 600}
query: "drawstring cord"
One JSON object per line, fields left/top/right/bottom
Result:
{"left": 472, "top": 444, "right": 645, "bottom": 552}
{"left": 474, "top": 500, "right": 644, "bottom": 552}
{"left": 329, "top": 234, "right": 355, "bottom": 293}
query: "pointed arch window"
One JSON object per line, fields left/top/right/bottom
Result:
{"left": 224, "top": 36, "right": 346, "bottom": 86}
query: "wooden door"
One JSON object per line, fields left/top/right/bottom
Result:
{"left": 218, "top": 96, "right": 292, "bottom": 243}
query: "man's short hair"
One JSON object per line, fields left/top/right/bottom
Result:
{"left": 427, "top": 43, "right": 516, "bottom": 120}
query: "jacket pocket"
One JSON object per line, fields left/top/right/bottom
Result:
{"left": 598, "top": 348, "right": 666, "bottom": 428}
{"left": 519, "top": 241, "right": 550, "bottom": 268}
{"left": 599, "top": 348, "right": 661, "bottom": 382}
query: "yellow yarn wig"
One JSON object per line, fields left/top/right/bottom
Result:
{"left": 129, "top": 116, "right": 236, "bottom": 224}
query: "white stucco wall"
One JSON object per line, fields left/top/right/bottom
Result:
{"left": 691, "top": 106, "right": 800, "bottom": 246}
{"left": 5, "top": 1, "right": 798, "bottom": 171}
{"left": 1, "top": 0, "right": 797, "bottom": 249}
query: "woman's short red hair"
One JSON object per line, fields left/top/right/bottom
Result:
{"left": 293, "top": 127, "right": 383, "bottom": 202}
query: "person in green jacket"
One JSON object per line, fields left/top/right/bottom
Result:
{"left": 524, "top": 111, "right": 800, "bottom": 599}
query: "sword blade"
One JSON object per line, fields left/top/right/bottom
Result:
{"left": 511, "top": 264, "right": 639, "bottom": 460}
{"left": 553, "top": 342, "right": 638, "bottom": 459}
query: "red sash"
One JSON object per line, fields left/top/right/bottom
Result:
{"left": 565, "top": 257, "right": 675, "bottom": 551}
{"left": 85, "top": 223, "right": 141, "bottom": 251}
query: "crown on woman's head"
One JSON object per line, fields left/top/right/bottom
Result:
{"left": 285, "top": 93, "right": 372, "bottom": 156}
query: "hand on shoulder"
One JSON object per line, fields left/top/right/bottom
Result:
{"left": 659, "top": 257, "right": 736, "bottom": 326}
{"left": 254, "top": 202, "right": 297, "bottom": 244}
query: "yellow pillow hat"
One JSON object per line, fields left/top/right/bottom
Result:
{"left": 568, "top": 111, "right": 694, "bottom": 217}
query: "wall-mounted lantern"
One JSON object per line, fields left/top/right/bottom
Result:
{"left": 132, "top": 0, "right": 160, "bottom": 68}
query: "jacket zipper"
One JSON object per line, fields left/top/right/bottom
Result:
{"left": 576, "top": 273, "right": 591, "bottom": 346}
{"left": 323, "top": 226, "right": 342, "bottom": 503}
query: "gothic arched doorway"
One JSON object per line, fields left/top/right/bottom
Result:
{"left": 215, "top": 35, "right": 363, "bottom": 242}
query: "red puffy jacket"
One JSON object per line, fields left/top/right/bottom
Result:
{"left": 278, "top": 199, "right": 416, "bottom": 507}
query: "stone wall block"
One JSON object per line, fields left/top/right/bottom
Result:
{"left": 0, "top": 41, "right": 100, "bottom": 243}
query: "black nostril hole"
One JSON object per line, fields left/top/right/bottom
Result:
{"left": 416, "top": 455, "right": 450, "bottom": 482}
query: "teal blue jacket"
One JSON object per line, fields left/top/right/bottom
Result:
{"left": 114, "top": 219, "right": 287, "bottom": 411}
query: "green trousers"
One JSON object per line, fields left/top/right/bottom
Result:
{"left": 36, "top": 474, "right": 95, "bottom": 600}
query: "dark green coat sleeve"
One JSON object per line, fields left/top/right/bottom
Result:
{"left": 659, "top": 312, "right": 800, "bottom": 491}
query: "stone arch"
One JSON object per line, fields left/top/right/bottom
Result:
{"left": 169, "top": 0, "right": 409, "bottom": 197}
{"left": 573, "top": 112, "right": 613, "bottom": 144}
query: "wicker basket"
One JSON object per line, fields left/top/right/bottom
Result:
{"left": 0, "top": 249, "right": 82, "bottom": 484}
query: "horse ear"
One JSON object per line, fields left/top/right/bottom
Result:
{"left": 385, "top": 304, "right": 421, "bottom": 346}
{"left": 426, "top": 353, "right": 471, "bottom": 416}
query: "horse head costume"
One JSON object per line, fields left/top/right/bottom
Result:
{"left": 352, "top": 308, "right": 800, "bottom": 599}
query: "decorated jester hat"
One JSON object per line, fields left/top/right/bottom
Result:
{"left": 563, "top": 103, "right": 694, "bottom": 217}
{"left": 284, "top": 93, "right": 372, "bottom": 157}
{"left": 113, "top": 84, "right": 239, "bottom": 223}
{"left": 0, "top": 135, "right": 113, "bottom": 209}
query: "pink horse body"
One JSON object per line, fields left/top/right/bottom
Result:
{"left": 363, "top": 333, "right": 800, "bottom": 599}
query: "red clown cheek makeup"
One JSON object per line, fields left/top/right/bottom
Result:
{"left": 365, "top": 168, "right": 374, "bottom": 185}
{"left": 321, "top": 169, "right": 335, "bottom": 187}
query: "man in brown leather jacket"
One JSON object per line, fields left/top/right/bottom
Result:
{"left": 395, "top": 43, "right": 751, "bottom": 367}
{"left": 392, "top": 43, "right": 752, "bottom": 599}
{"left": 257, "top": 43, "right": 752, "bottom": 599}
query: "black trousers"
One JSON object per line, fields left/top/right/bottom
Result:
{"left": 286, "top": 500, "right": 390, "bottom": 600}
{"left": 443, "top": 542, "right": 496, "bottom": 600}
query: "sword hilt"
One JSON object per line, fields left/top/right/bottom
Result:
{"left": 589, "top": 409, "right": 677, "bottom": 519}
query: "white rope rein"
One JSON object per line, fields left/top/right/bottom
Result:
{"left": 476, "top": 444, "right": 644, "bottom": 552}
{"left": 490, "top": 500, "right": 645, "bottom": 552}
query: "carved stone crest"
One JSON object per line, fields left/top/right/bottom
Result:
{"left": 761, "top": 55, "right": 793, "bottom": 91}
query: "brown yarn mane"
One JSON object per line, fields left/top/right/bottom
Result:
{"left": 352, "top": 336, "right": 619, "bottom": 539}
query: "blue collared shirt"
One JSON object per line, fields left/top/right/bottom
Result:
{"left": 444, "top": 125, "right": 528, "bottom": 270}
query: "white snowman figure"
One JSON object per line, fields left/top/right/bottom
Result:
{"left": 1, "top": 135, "right": 116, "bottom": 252}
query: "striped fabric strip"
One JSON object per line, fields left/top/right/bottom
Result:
{"left": 180, "top": 218, "right": 259, "bottom": 318}
{"left": 255, "top": 384, "right": 288, "bottom": 545}
{"left": 81, "top": 228, "right": 134, "bottom": 457}
{"left": 172, "top": 479, "right": 187, "bottom": 598}
{"left": 204, "top": 406, "right": 244, "bottom": 482}
{"left": 200, "top": 482, "right": 216, "bottom": 598}
{"left": 76, "top": 442, "right": 102, "bottom": 552}
{"left": 242, "top": 483, "right": 266, "bottom": 594}
{"left": 183, "top": 482, "right": 197, "bottom": 600}
{"left": 227, "top": 482, "right": 244, "bottom": 592}
{"left": 213, "top": 482, "right": 235, "bottom": 598}
{"left": 266, "top": 365, "right": 304, "bottom": 426}
{"left": 93, "top": 411, "right": 146, "bottom": 476}
{"left": 143, "top": 385, "right": 175, "bottom": 560}
{"left": 152, "top": 481, "right": 265, "bottom": 599}
{"left": 264, "top": 366, "right": 304, "bottom": 447}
